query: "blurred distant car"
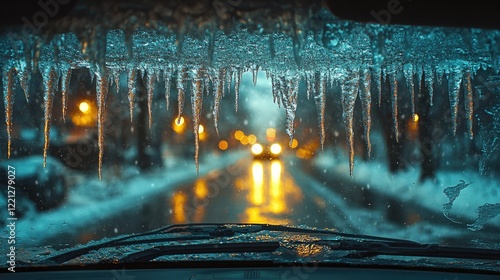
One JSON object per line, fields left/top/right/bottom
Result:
{"left": 251, "top": 143, "right": 282, "bottom": 160}
{"left": 0, "top": 155, "right": 68, "bottom": 214}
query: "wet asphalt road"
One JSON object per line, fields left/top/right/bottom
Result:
{"left": 158, "top": 157, "right": 334, "bottom": 228}
{"left": 53, "top": 155, "right": 499, "bottom": 248}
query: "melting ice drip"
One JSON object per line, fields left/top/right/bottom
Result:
{"left": 1, "top": 1, "right": 499, "bottom": 178}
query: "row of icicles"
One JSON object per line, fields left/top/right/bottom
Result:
{"left": 2, "top": 62, "right": 475, "bottom": 179}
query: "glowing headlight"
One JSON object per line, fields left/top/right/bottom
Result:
{"left": 270, "top": 143, "right": 282, "bottom": 155}
{"left": 251, "top": 143, "right": 263, "bottom": 155}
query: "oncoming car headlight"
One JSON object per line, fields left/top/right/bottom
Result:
{"left": 270, "top": 143, "right": 282, "bottom": 155}
{"left": 252, "top": 143, "right": 263, "bottom": 155}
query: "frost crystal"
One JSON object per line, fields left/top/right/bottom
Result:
{"left": 443, "top": 180, "right": 470, "bottom": 224}
{"left": 467, "top": 203, "right": 500, "bottom": 231}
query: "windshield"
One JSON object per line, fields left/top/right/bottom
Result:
{"left": 1, "top": 0, "right": 499, "bottom": 274}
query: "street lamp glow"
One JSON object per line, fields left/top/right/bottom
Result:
{"left": 413, "top": 114, "right": 419, "bottom": 122}
{"left": 270, "top": 143, "right": 282, "bottom": 155}
{"left": 79, "top": 101, "right": 90, "bottom": 114}
{"left": 248, "top": 134, "right": 257, "bottom": 145}
{"left": 218, "top": 140, "right": 228, "bottom": 151}
{"left": 234, "top": 130, "right": 244, "bottom": 140}
{"left": 198, "top": 124, "right": 205, "bottom": 134}
{"left": 174, "top": 116, "right": 185, "bottom": 126}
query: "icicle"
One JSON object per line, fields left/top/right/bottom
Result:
{"left": 191, "top": 68, "right": 204, "bottom": 173}
{"left": 42, "top": 67, "right": 58, "bottom": 168}
{"left": 292, "top": 30, "right": 304, "bottom": 67}
{"left": 234, "top": 68, "right": 242, "bottom": 112}
{"left": 51, "top": 35, "right": 62, "bottom": 65}
{"left": 403, "top": 63, "right": 415, "bottom": 116}
{"left": 269, "top": 34, "right": 276, "bottom": 58}
{"left": 314, "top": 72, "right": 326, "bottom": 149}
{"left": 436, "top": 66, "right": 445, "bottom": 86}
{"left": 212, "top": 68, "right": 226, "bottom": 135}
{"left": 163, "top": 67, "right": 172, "bottom": 111}
{"left": 279, "top": 75, "right": 300, "bottom": 143}
{"left": 388, "top": 68, "right": 399, "bottom": 141}
{"left": 340, "top": 69, "right": 360, "bottom": 177}
{"left": 424, "top": 65, "right": 435, "bottom": 106}
{"left": 306, "top": 72, "right": 317, "bottom": 99}
{"left": 204, "top": 73, "right": 211, "bottom": 96}
{"left": 207, "top": 27, "right": 216, "bottom": 66}
{"left": 60, "top": 65, "right": 72, "bottom": 122}
{"left": 176, "top": 67, "right": 187, "bottom": 123}
{"left": 221, "top": 67, "right": 228, "bottom": 98}
{"left": 33, "top": 38, "right": 42, "bottom": 74}
{"left": 127, "top": 68, "right": 137, "bottom": 123}
{"left": 463, "top": 70, "right": 474, "bottom": 139}
{"left": 95, "top": 68, "right": 109, "bottom": 180}
{"left": 111, "top": 68, "right": 120, "bottom": 94}
{"left": 271, "top": 75, "right": 281, "bottom": 108}
{"left": 21, "top": 37, "right": 33, "bottom": 76}
{"left": 15, "top": 60, "right": 30, "bottom": 102}
{"left": 146, "top": 69, "right": 158, "bottom": 128}
{"left": 265, "top": 71, "right": 271, "bottom": 80}
{"left": 3, "top": 68, "right": 15, "bottom": 158}
{"left": 372, "top": 67, "right": 382, "bottom": 107}
{"left": 359, "top": 69, "right": 372, "bottom": 157}
{"left": 251, "top": 64, "right": 259, "bottom": 86}
{"left": 226, "top": 67, "right": 232, "bottom": 96}
{"left": 415, "top": 64, "right": 423, "bottom": 93}
{"left": 448, "top": 66, "right": 462, "bottom": 135}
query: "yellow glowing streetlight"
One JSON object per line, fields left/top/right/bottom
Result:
{"left": 248, "top": 134, "right": 257, "bottom": 145}
{"left": 198, "top": 124, "right": 205, "bottom": 134}
{"left": 172, "top": 116, "right": 186, "bottom": 134}
{"left": 234, "top": 130, "right": 244, "bottom": 140}
{"left": 240, "top": 135, "right": 249, "bottom": 145}
{"left": 289, "top": 139, "right": 298, "bottom": 148}
{"left": 175, "top": 116, "right": 185, "bottom": 126}
{"left": 413, "top": 114, "right": 419, "bottom": 122}
{"left": 266, "top": 128, "right": 276, "bottom": 141}
{"left": 218, "top": 140, "right": 228, "bottom": 151}
{"left": 266, "top": 128, "right": 276, "bottom": 138}
{"left": 79, "top": 101, "right": 90, "bottom": 114}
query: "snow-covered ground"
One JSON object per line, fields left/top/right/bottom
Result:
{"left": 9, "top": 150, "right": 247, "bottom": 248}
{"left": 311, "top": 147, "right": 500, "bottom": 235}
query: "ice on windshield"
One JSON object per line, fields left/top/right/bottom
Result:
{"left": 0, "top": 0, "right": 499, "bottom": 263}
{"left": 2, "top": 1, "right": 499, "bottom": 177}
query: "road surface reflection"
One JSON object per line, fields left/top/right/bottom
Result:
{"left": 171, "top": 159, "right": 305, "bottom": 225}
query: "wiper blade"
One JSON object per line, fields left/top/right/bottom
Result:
{"left": 326, "top": 240, "right": 500, "bottom": 260}
{"left": 151, "top": 223, "right": 421, "bottom": 244}
{"left": 39, "top": 223, "right": 419, "bottom": 265}
{"left": 119, "top": 241, "right": 280, "bottom": 263}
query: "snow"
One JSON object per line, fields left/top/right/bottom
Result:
{"left": 10, "top": 151, "right": 247, "bottom": 248}
{"left": 312, "top": 147, "right": 500, "bottom": 233}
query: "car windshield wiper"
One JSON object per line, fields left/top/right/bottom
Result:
{"left": 119, "top": 241, "right": 281, "bottom": 263}
{"left": 321, "top": 240, "right": 500, "bottom": 260}
{"left": 39, "top": 223, "right": 417, "bottom": 265}
{"left": 116, "top": 239, "right": 500, "bottom": 264}
{"left": 42, "top": 223, "right": 496, "bottom": 265}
